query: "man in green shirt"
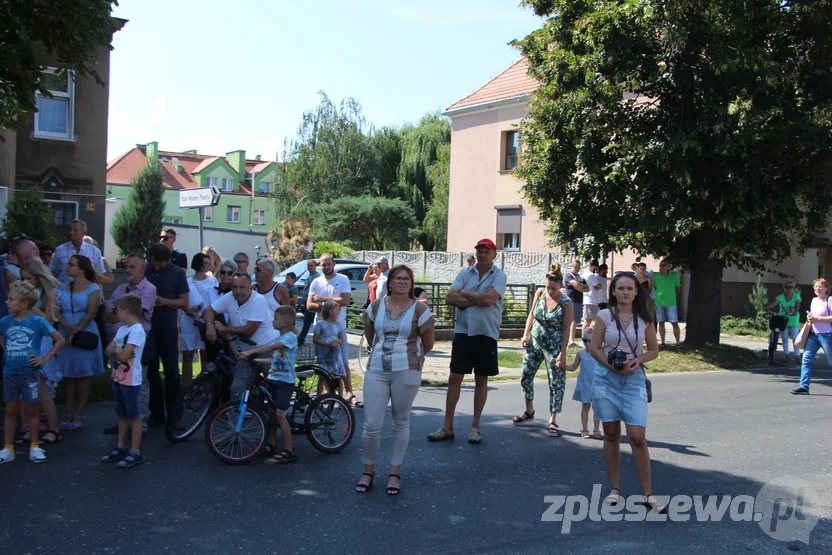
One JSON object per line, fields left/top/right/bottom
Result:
{"left": 653, "top": 259, "right": 681, "bottom": 347}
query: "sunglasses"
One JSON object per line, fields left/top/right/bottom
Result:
{"left": 785, "top": 285, "right": 794, "bottom": 289}
{"left": 160, "top": 236, "right": 173, "bottom": 240}
{"left": 220, "top": 270, "right": 234, "bottom": 276}
{"left": 615, "top": 271, "right": 637, "bottom": 277}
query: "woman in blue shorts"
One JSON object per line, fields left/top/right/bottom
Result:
{"left": 588, "top": 272, "right": 664, "bottom": 513}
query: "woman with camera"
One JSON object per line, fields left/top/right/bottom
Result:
{"left": 588, "top": 272, "right": 663, "bottom": 513}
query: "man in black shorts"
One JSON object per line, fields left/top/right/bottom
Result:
{"left": 428, "top": 239, "right": 507, "bottom": 445}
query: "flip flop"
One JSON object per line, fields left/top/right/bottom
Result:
{"left": 346, "top": 395, "right": 364, "bottom": 408}
{"left": 547, "top": 423, "right": 560, "bottom": 437}
{"left": 39, "top": 430, "right": 63, "bottom": 445}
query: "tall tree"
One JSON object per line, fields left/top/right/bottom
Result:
{"left": 397, "top": 112, "right": 451, "bottom": 249}
{"left": 514, "top": 0, "right": 832, "bottom": 346}
{"left": 423, "top": 144, "right": 450, "bottom": 250}
{"left": 110, "top": 162, "right": 165, "bottom": 257}
{"left": 284, "top": 92, "right": 376, "bottom": 204}
{"left": 369, "top": 126, "right": 403, "bottom": 198}
{"left": 1, "top": 0, "right": 120, "bottom": 130}
{"left": 1, "top": 186, "right": 56, "bottom": 249}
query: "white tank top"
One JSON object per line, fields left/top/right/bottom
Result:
{"left": 258, "top": 283, "right": 281, "bottom": 318}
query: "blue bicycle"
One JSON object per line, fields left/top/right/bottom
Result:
{"left": 204, "top": 354, "right": 355, "bottom": 465}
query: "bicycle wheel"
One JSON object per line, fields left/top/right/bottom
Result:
{"left": 768, "top": 331, "right": 777, "bottom": 365}
{"left": 296, "top": 365, "right": 337, "bottom": 396}
{"left": 165, "top": 374, "right": 217, "bottom": 443}
{"left": 305, "top": 393, "right": 355, "bottom": 454}
{"left": 357, "top": 335, "right": 370, "bottom": 374}
{"left": 205, "top": 401, "right": 267, "bottom": 465}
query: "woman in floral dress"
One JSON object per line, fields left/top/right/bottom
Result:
{"left": 513, "top": 264, "right": 573, "bottom": 436}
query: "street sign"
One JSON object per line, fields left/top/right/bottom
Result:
{"left": 179, "top": 187, "right": 222, "bottom": 208}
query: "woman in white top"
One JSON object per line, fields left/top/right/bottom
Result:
{"left": 356, "top": 264, "right": 435, "bottom": 496}
{"left": 588, "top": 272, "right": 663, "bottom": 513}
{"left": 180, "top": 254, "right": 218, "bottom": 384}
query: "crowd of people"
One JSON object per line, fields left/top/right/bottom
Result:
{"left": 2, "top": 221, "right": 826, "bottom": 509}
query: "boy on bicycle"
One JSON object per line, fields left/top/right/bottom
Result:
{"left": 240, "top": 305, "right": 298, "bottom": 464}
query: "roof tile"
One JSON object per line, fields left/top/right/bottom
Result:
{"left": 446, "top": 58, "right": 539, "bottom": 112}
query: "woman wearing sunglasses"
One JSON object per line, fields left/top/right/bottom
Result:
{"left": 766, "top": 280, "right": 801, "bottom": 362}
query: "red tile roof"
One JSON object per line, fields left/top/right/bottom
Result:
{"left": 106, "top": 148, "right": 277, "bottom": 195}
{"left": 445, "top": 58, "right": 539, "bottom": 112}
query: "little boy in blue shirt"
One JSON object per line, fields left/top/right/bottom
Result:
{"left": 241, "top": 305, "right": 298, "bottom": 464}
{"left": 0, "top": 282, "right": 65, "bottom": 464}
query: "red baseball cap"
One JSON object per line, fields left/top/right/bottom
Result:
{"left": 474, "top": 238, "right": 497, "bottom": 251}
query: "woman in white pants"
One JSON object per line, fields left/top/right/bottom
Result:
{"left": 356, "top": 264, "right": 435, "bottom": 496}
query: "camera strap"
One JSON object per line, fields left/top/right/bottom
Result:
{"left": 612, "top": 308, "right": 639, "bottom": 357}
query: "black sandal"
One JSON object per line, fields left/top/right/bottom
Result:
{"left": 387, "top": 474, "right": 401, "bottom": 496}
{"left": 262, "top": 444, "right": 276, "bottom": 457}
{"left": 39, "top": 430, "right": 63, "bottom": 445}
{"left": 266, "top": 449, "right": 297, "bottom": 464}
{"left": 638, "top": 493, "right": 667, "bottom": 514}
{"left": 14, "top": 431, "right": 31, "bottom": 445}
{"left": 355, "top": 472, "right": 374, "bottom": 493}
{"left": 512, "top": 411, "right": 535, "bottom": 424}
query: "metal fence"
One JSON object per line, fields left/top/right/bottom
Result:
{"left": 344, "top": 282, "right": 538, "bottom": 332}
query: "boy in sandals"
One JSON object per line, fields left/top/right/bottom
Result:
{"left": 240, "top": 306, "right": 298, "bottom": 464}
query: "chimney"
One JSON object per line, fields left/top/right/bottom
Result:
{"left": 184, "top": 149, "right": 197, "bottom": 154}
{"left": 226, "top": 150, "right": 246, "bottom": 179}
{"left": 146, "top": 141, "right": 158, "bottom": 163}
{"left": 172, "top": 157, "right": 183, "bottom": 172}
{"left": 255, "top": 154, "right": 261, "bottom": 161}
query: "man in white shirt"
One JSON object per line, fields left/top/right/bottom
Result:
{"left": 581, "top": 260, "right": 601, "bottom": 328}
{"left": 595, "top": 264, "right": 609, "bottom": 309}
{"left": 373, "top": 256, "right": 390, "bottom": 302}
{"left": 306, "top": 253, "right": 360, "bottom": 406}
{"left": 202, "top": 273, "right": 278, "bottom": 349}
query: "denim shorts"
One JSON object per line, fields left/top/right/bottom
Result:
{"left": 266, "top": 380, "right": 294, "bottom": 411}
{"left": 3, "top": 370, "right": 40, "bottom": 403}
{"left": 113, "top": 382, "right": 141, "bottom": 418}
{"left": 657, "top": 305, "right": 679, "bottom": 323}
{"left": 591, "top": 366, "right": 648, "bottom": 427}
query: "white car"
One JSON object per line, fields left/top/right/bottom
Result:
{"left": 276, "top": 259, "right": 370, "bottom": 308}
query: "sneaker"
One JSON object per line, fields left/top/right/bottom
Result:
{"left": 29, "top": 447, "right": 47, "bottom": 463}
{"left": 116, "top": 452, "right": 143, "bottom": 468}
{"left": 790, "top": 387, "right": 810, "bottom": 395}
{"left": 101, "top": 447, "right": 128, "bottom": 462}
{"left": 0, "top": 448, "right": 15, "bottom": 464}
{"left": 467, "top": 428, "right": 483, "bottom": 445}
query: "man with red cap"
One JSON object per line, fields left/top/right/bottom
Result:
{"left": 428, "top": 238, "right": 507, "bottom": 445}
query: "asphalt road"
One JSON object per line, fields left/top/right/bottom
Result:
{"left": 2, "top": 365, "right": 831, "bottom": 555}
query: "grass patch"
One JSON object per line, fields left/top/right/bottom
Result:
{"left": 498, "top": 345, "right": 584, "bottom": 369}
{"left": 720, "top": 316, "right": 769, "bottom": 339}
{"left": 646, "top": 343, "right": 762, "bottom": 373}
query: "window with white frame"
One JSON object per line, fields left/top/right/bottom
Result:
{"left": 164, "top": 216, "right": 182, "bottom": 225}
{"left": 496, "top": 207, "right": 522, "bottom": 251}
{"left": 499, "top": 233, "right": 521, "bottom": 251}
{"left": 253, "top": 209, "right": 266, "bottom": 225}
{"left": 222, "top": 178, "right": 234, "bottom": 192}
{"left": 502, "top": 130, "right": 519, "bottom": 171}
{"left": 203, "top": 206, "right": 213, "bottom": 221}
{"left": 206, "top": 177, "right": 217, "bottom": 188}
{"left": 34, "top": 68, "right": 75, "bottom": 140}
{"left": 227, "top": 205, "right": 241, "bottom": 223}
{"left": 258, "top": 181, "right": 270, "bottom": 194}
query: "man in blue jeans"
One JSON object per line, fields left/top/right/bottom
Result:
{"left": 297, "top": 259, "right": 321, "bottom": 347}
{"left": 144, "top": 244, "right": 189, "bottom": 423}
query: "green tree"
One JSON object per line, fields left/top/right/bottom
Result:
{"left": 315, "top": 196, "right": 418, "bottom": 250}
{"left": 1, "top": 0, "right": 120, "bottom": 130}
{"left": 397, "top": 112, "right": 451, "bottom": 249}
{"left": 423, "top": 143, "right": 450, "bottom": 250}
{"left": 0, "top": 186, "right": 56, "bottom": 249}
{"left": 110, "top": 162, "right": 165, "bottom": 257}
{"left": 283, "top": 92, "right": 376, "bottom": 205}
{"left": 514, "top": 0, "right": 832, "bottom": 346}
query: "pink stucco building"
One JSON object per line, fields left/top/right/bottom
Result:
{"left": 442, "top": 58, "right": 830, "bottom": 316}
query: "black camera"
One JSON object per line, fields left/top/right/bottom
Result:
{"left": 607, "top": 349, "right": 628, "bottom": 372}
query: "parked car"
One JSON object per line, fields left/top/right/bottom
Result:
{"left": 276, "top": 259, "right": 370, "bottom": 308}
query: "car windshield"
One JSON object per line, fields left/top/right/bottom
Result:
{"left": 276, "top": 260, "right": 311, "bottom": 281}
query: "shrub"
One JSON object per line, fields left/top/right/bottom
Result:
{"left": 313, "top": 241, "right": 353, "bottom": 258}
{"left": 720, "top": 315, "right": 768, "bottom": 337}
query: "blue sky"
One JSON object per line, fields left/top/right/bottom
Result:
{"left": 108, "top": 0, "right": 543, "bottom": 161}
